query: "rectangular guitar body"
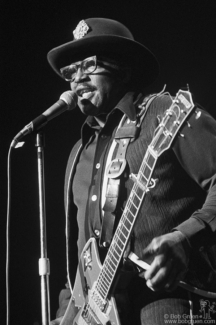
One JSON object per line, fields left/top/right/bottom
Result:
{"left": 60, "top": 238, "right": 121, "bottom": 325}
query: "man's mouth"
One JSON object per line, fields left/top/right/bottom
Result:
{"left": 77, "top": 87, "right": 95, "bottom": 99}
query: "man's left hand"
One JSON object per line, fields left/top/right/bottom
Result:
{"left": 140, "top": 231, "right": 191, "bottom": 292}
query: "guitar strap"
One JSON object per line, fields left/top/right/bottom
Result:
{"left": 99, "top": 93, "right": 158, "bottom": 247}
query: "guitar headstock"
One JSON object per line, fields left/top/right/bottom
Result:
{"left": 150, "top": 89, "right": 195, "bottom": 156}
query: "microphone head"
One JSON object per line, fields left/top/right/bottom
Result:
{"left": 60, "top": 91, "right": 78, "bottom": 110}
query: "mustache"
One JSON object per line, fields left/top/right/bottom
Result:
{"left": 75, "top": 83, "right": 96, "bottom": 91}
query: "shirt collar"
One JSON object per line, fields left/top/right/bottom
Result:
{"left": 81, "top": 91, "right": 139, "bottom": 143}
{"left": 86, "top": 91, "right": 137, "bottom": 127}
{"left": 115, "top": 91, "right": 137, "bottom": 121}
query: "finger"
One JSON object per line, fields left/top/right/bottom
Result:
{"left": 146, "top": 258, "right": 174, "bottom": 291}
{"left": 144, "top": 253, "right": 167, "bottom": 281}
{"left": 142, "top": 239, "right": 160, "bottom": 260}
{"left": 142, "top": 237, "right": 173, "bottom": 266}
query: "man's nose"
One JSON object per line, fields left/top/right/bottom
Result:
{"left": 74, "top": 67, "right": 87, "bottom": 83}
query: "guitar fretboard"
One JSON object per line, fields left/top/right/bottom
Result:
{"left": 95, "top": 149, "right": 157, "bottom": 300}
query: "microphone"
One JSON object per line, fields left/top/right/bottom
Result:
{"left": 11, "top": 91, "right": 78, "bottom": 148}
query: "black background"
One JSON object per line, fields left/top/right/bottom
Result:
{"left": 2, "top": 0, "right": 216, "bottom": 323}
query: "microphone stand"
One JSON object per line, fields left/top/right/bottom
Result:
{"left": 36, "top": 132, "right": 51, "bottom": 325}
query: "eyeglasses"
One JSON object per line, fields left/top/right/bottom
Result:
{"left": 60, "top": 55, "right": 121, "bottom": 82}
{"left": 60, "top": 56, "right": 98, "bottom": 82}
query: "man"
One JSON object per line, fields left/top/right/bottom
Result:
{"left": 48, "top": 18, "right": 216, "bottom": 324}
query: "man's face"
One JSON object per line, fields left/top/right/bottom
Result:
{"left": 64, "top": 56, "right": 127, "bottom": 117}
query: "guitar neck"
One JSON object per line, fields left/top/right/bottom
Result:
{"left": 95, "top": 149, "right": 157, "bottom": 300}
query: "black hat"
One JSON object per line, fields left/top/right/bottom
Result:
{"left": 47, "top": 18, "right": 159, "bottom": 87}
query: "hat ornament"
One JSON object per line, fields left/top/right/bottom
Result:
{"left": 73, "top": 20, "right": 90, "bottom": 40}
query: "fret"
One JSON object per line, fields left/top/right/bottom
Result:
{"left": 124, "top": 210, "right": 135, "bottom": 223}
{"left": 120, "top": 227, "right": 129, "bottom": 241}
{"left": 123, "top": 215, "right": 135, "bottom": 232}
{"left": 113, "top": 241, "right": 122, "bottom": 255}
{"left": 104, "top": 264, "right": 115, "bottom": 281}
{"left": 140, "top": 152, "right": 156, "bottom": 175}
{"left": 140, "top": 167, "right": 151, "bottom": 181}
{"left": 106, "top": 256, "right": 117, "bottom": 270}
{"left": 126, "top": 204, "right": 137, "bottom": 218}
{"left": 109, "top": 250, "right": 119, "bottom": 265}
{"left": 100, "top": 287, "right": 108, "bottom": 298}
{"left": 142, "top": 157, "right": 154, "bottom": 171}
{"left": 100, "top": 281, "right": 109, "bottom": 294}
{"left": 147, "top": 154, "right": 156, "bottom": 168}
{"left": 98, "top": 271, "right": 110, "bottom": 287}
{"left": 100, "top": 272, "right": 111, "bottom": 287}
{"left": 126, "top": 200, "right": 137, "bottom": 216}
{"left": 96, "top": 271, "right": 111, "bottom": 291}
{"left": 99, "top": 264, "right": 115, "bottom": 288}
{"left": 132, "top": 191, "right": 145, "bottom": 209}
{"left": 104, "top": 261, "right": 114, "bottom": 276}
{"left": 145, "top": 161, "right": 153, "bottom": 170}
{"left": 131, "top": 193, "right": 143, "bottom": 211}
{"left": 101, "top": 264, "right": 114, "bottom": 282}
{"left": 123, "top": 216, "right": 132, "bottom": 228}
{"left": 129, "top": 198, "right": 139, "bottom": 209}
{"left": 97, "top": 280, "right": 109, "bottom": 294}
{"left": 104, "top": 265, "right": 114, "bottom": 281}
{"left": 118, "top": 229, "right": 127, "bottom": 241}
{"left": 119, "top": 228, "right": 127, "bottom": 240}
{"left": 113, "top": 232, "right": 127, "bottom": 255}
{"left": 110, "top": 245, "right": 121, "bottom": 261}
{"left": 133, "top": 184, "right": 144, "bottom": 199}
{"left": 131, "top": 191, "right": 141, "bottom": 207}
{"left": 139, "top": 170, "right": 148, "bottom": 182}
{"left": 99, "top": 267, "right": 112, "bottom": 283}
{"left": 97, "top": 281, "right": 109, "bottom": 298}
{"left": 97, "top": 278, "right": 111, "bottom": 296}
{"left": 115, "top": 236, "right": 124, "bottom": 249}
{"left": 97, "top": 284, "right": 107, "bottom": 298}
{"left": 104, "top": 261, "right": 115, "bottom": 277}
{"left": 96, "top": 275, "right": 108, "bottom": 290}
{"left": 115, "top": 229, "right": 126, "bottom": 245}
{"left": 131, "top": 188, "right": 142, "bottom": 203}
{"left": 121, "top": 216, "right": 131, "bottom": 232}
{"left": 146, "top": 153, "right": 155, "bottom": 167}
{"left": 120, "top": 223, "right": 130, "bottom": 237}
{"left": 102, "top": 278, "right": 109, "bottom": 289}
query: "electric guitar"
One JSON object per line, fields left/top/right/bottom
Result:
{"left": 60, "top": 90, "right": 197, "bottom": 325}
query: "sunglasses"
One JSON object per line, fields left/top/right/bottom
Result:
{"left": 60, "top": 55, "right": 121, "bottom": 82}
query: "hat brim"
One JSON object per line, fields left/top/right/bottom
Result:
{"left": 47, "top": 35, "right": 159, "bottom": 87}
